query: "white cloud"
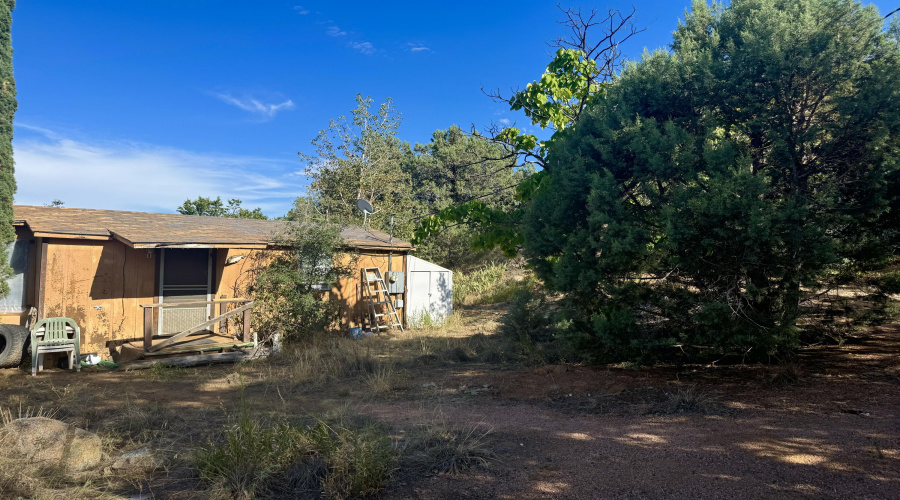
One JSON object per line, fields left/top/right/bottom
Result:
{"left": 407, "top": 43, "right": 431, "bottom": 53}
{"left": 498, "top": 118, "right": 511, "bottom": 125}
{"left": 13, "top": 125, "right": 305, "bottom": 217}
{"left": 348, "top": 41, "right": 375, "bottom": 55}
{"left": 293, "top": 5, "right": 309, "bottom": 14}
{"left": 213, "top": 93, "right": 295, "bottom": 119}
{"left": 326, "top": 25, "right": 347, "bottom": 37}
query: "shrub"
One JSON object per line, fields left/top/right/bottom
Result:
{"left": 306, "top": 420, "right": 396, "bottom": 500}
{"left": 196, "top": 411, "right": 310, "bottom": 499}
{"left": 197, "top": 408, "right": 395, "bottom": 500}
{"left": 871, "top": 271, "right": 900, "bottom": 295}
{"left": 240, "top": 223, "right": 354, "bottom": 343}
{"left": 498, "top": 287, "right": 555, "bottom": 346}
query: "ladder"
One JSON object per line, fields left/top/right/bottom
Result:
{"left": 361, "top": 267, "right": 403, "bottom": 332}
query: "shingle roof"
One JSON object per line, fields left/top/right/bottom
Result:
{"left": 13, "top": 205, "right": 411, "bottom": 251}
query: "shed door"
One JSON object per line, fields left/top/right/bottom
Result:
{"left": 431, "top": 271, "right": 452, "bottom": 319}
{"left": 407, "top": 271, "right": 431, "bottom": 326}
{"left": 159, "top": 249, "right": 212, "bottom": 335}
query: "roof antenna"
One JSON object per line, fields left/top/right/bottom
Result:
{"left": 355, "top": 199, "right": 379, "bottom": 228}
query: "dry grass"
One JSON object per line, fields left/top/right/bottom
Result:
{"left": 0, "top": 402, "right": 59, "bottom": 426}
{"left": 264, "top": 337, "right": 379, "bottom": 386}
{"left": 100, "top": 396, "right": 175, "bottom": 444}
{"left": 196, "top": 404, "right": 396, "bottom": 500}
{"left": 656, "top": 385, "right": 718, "bottom": 414}
{"left": 768, "top": 363, "right": 803, "bottom": 387}
{"left": 365, "top": 364, "right": 396, "bottom": 395}
{"left": 400, "top": 412, "right": 496, "bottom": 475}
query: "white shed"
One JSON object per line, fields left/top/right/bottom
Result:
{"left": 405, "top": 256, "right": 453, "bottom": 326}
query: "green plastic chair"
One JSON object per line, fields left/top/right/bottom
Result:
{"left": 31, "top": 317, "right": 80, "bottom": 376}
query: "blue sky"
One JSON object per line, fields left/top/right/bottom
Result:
{"left": 11, "top": 1, "right": 899, "bottom": 216}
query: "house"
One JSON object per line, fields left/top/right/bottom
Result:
{"left": 1, "top": 205, "right": 412, "bottom": 360}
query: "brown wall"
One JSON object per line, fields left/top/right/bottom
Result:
{"left": 213, "top": 247, "right": 407, "bottom": 331}
{"left": 42, "top": 239, "right": 157, "bottom": 355}
{"left": 334, "top": 250, "right": 406, "bottom": 329}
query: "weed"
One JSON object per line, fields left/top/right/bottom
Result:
{"left": 872, "top": 438, "right": 885, "bottom": 459}
{"left": 197, "top": 405, "right": 395, "bottom": 500}
{"left": 102, "top": 397, "right": 174, "bottom": 443}
{"left": 272, "top": 338, "right": 378, "bottom": 385}
{"left": 768, "top": 363, "right": 803, "bottom": 387}
{"left": 401, "top": 418, "right": 496, "bottom": 475}
{"left": 196, "top": 410, "right": 310, "bottom": 500}
{"left": 657, "top": 385, "right": 716, "bottom": 414}
{"left": 146, "top": 363, "right": 188, "bottom": 382}
{"left": 0, "top": 457, "right": 37, "bottom": 499}
{"left": 365, "top": 364, "right": 395, "bottom": 395}
{"left": 0, "top": 402, "right": 59, "bottom": 426}
{"left": 308, "top": 420, "right": 396, "bottom": 500}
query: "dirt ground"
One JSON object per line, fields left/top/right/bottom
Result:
{"left": 1, "top": 304, "right": 899, "bottom": 499}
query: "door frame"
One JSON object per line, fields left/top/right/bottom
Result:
{"left": 157, "top": 248, "right": 213, "bottom": 335}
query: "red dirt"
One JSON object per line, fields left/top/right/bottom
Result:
{"left": 1, "top": 322, "right": 898, "bottom": 499}
{"left": 362, "top": 326, "right": 900, "bottom": 499}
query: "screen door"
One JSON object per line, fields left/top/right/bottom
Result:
{"left": 158, "top": 249, "right": 212, "bottom": 335}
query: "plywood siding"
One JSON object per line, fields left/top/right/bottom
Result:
{"left": 43, "top": 240, "right": 156, "bottom": 356}
{"left": 0, "top": 313, "right": 27, "bottom": 326}
{"left": 213, "top": 248, "right": 407, "bottom": 332}
{"left": 334, "top": 250, "right": 406, "bottom": 329}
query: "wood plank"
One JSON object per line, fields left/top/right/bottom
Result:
{"left": 139, "top": 298, "right": 250, "bottom": 309}
{"left": 37, "top": 238, "right": 47, "bottom": 320}
{"left": 143, "top": 307, "right": 153, "bottom": 351}
{"left": 147, "top": 302, "right": 252, "bottom": 352}
{"left": 242, "top": 307, "right": 251, "bottom": 342}
{"left": 125, "top": 351, "right": 249, "bottom": 370}
{"left": 143, "top": 341, "right": 255, "bottom": 357}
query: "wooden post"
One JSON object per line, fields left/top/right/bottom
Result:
{"left": 37, "top": 238, "right": 48, "bottom": 321}
{"left": 143, "top": 307, "right": 153, "bottom": 351}
{"left": 242, "top": 304, "right": 251, "bottom": 342}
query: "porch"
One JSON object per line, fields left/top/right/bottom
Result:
{"left": 133, "top": 298, "right": 255, "bottom": 358}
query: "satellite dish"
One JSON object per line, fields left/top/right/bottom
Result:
{"left": 356, "top": 199, "right": 374, "bottom": 215}
{"left": 355, "top": 199, "right": 378, "bottom": 227}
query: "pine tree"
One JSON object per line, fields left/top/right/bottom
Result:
{"left": 0, "top": 0, "right": 16, "bottom": 296}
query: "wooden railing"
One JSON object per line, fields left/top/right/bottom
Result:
{"left": 139, "top": 299, "right": 253, "bottom": 352}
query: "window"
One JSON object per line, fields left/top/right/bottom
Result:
{"left": 0, "top": 240, "right": 30, "bottom": 314}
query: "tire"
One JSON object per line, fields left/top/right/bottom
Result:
{"left": 0, "top": 324, "right": 28, "bottom": 368}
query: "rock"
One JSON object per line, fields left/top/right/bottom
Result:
{"left": 112, "top": 447, "right": 156, "bottom": 470}
{"left": 0, "top": 417, "right": 102, "bottom": 472}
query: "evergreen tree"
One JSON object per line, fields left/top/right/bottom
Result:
{"left": 524, "top": 0, "right": 900, "bottom": 361}
{"left": 404, "top": 126, "right": 526, "bottom": 269}
{"left": 0, "top": 0, "right": 16, "bottom": 296}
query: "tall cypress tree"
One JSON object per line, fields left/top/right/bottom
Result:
{"left": 0, "top": 0, "right": 16, "bottom": 296}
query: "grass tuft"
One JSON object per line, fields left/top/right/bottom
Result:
{"left": 401, "top": 418, "right": 496, "bottom": 475}
{"left": 196, "top": 404, "right": 395, "bottom": 500}
{"left": 658, "top": 385, "right": 716, "bottom": 414}
{"left": 768, "top": 363, "right": 803, "bottom": 388}
{"left": 0, "top": 403, "right": 59, "bottom": 426}
{"left": 365, "top": 364, "right": 396, "bottom": 395}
